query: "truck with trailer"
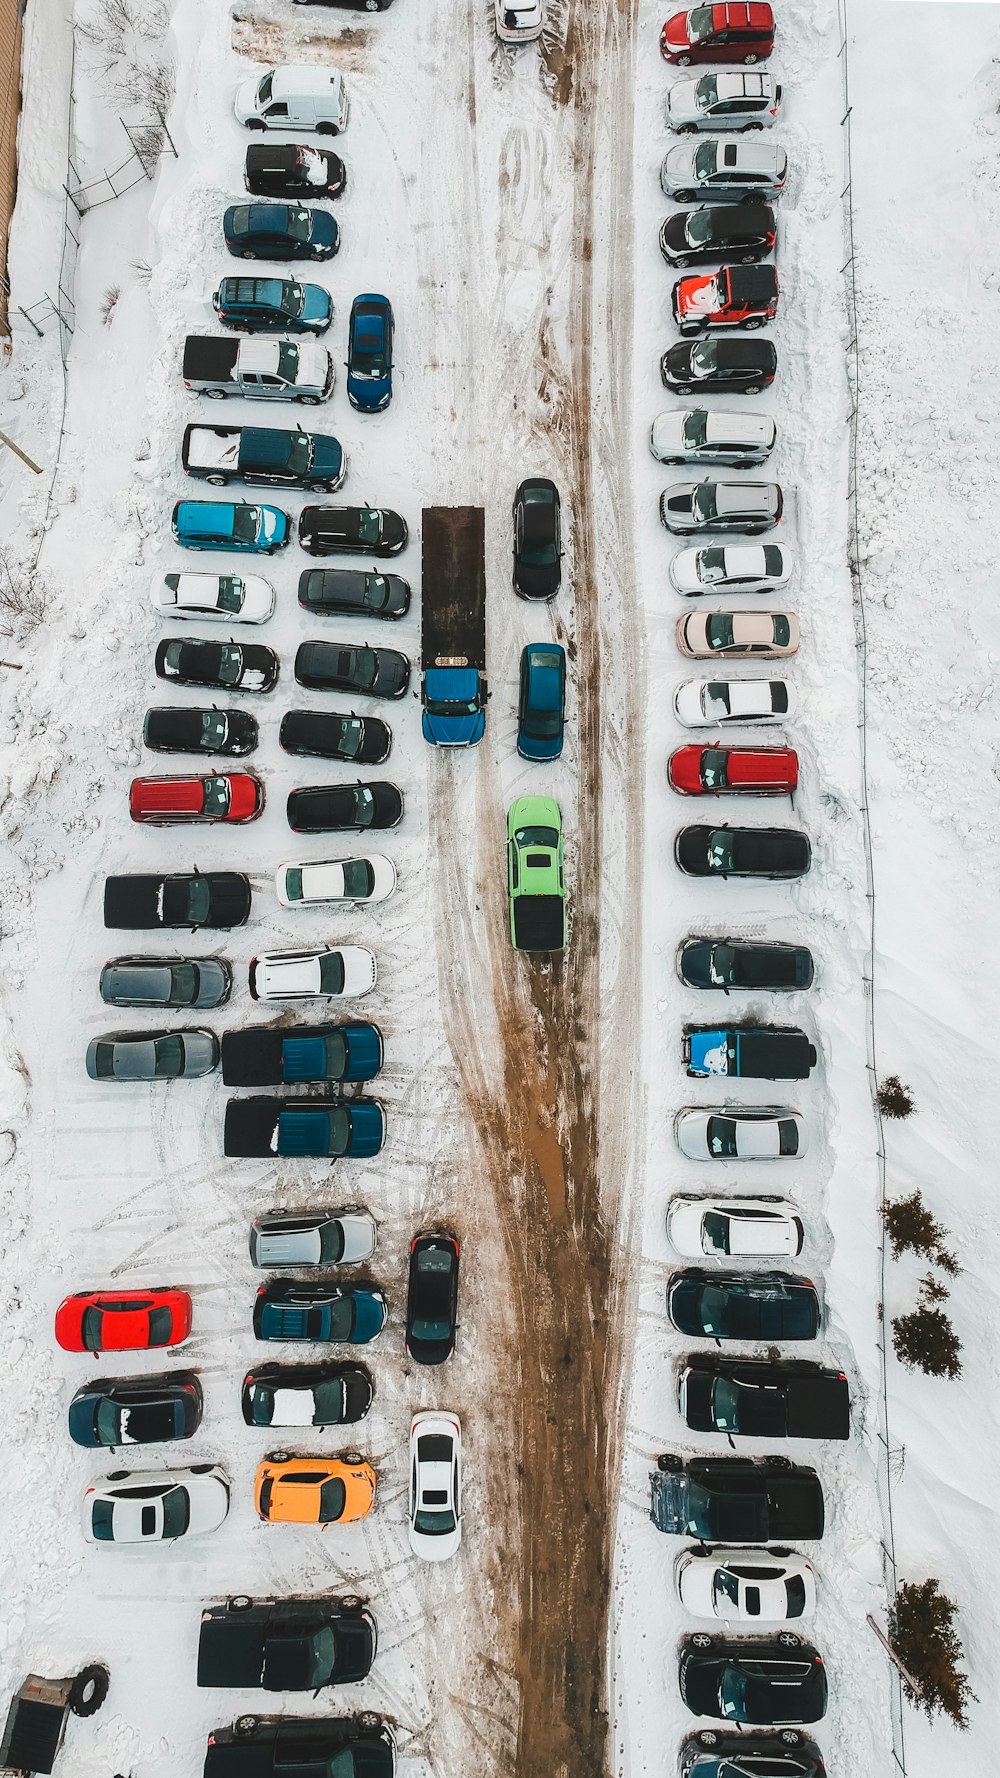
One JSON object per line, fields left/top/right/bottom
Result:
{"left": 181, "top": 423, "right": 345, "bottom": 492}
{"left": 684, "top": 1024, "right": 817, "bottom": 1080}
{"left": 182, "top": 336, "right": 334, "bottom": 404}
{"left": 420, "top": 505, "right": 487, "bottom": 746}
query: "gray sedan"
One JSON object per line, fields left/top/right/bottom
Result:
{"left": 99, "top": 956, "right": 231, "bottom": 1009}
{"left": 86, "top": 1030, "right": 220, "bottom": 1081}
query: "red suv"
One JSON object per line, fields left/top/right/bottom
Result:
{"left": 661, "top": 3, "right": 774, "bottom": 66}
{"left": 668, "top": 744, "right": 797, "bottom": 796}
{"left": 129, "top": 773, "right": 264, "bottom": 825}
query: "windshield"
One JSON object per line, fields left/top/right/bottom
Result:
{"left": 694, "top": 141, "right": 718, "bottom": 179}
{"left": 319, "top": 953, "right": 346, "bottom": 995}
{"left": 712, "top": 1378, "right": 743, "bottom": 1432}
{"left": 700, "top": 752, "right": 729, "bottom": 791}
{"left": 232, "top": 507, "right": 260, "bottom": 545}
{"left": 215, "top": 575, "right": 244, "bottom": 613}
{"left": 325, "top": 1032, "right": 348, "bottom": 1077}
{"left": 685, "top": 210, "right": 715, "bottom": 247}
{"left": 285, "top": 206, "right": 312, "bottom": 242}
{"left": 688, "top": 4, "right": 715, "bottom": 38}
{"left": 329, "top": 1106, "right": 352, "bottom": 1154}
{"left": 201, "top": 777, "right": 231, "bottom": 817}
{"left": 720, "top": 1669, "right": 749, "bottom": 1720}
{"left": 80, "top": 1307, "right": 103, "bottom": 1348}
{"left": 199, "top": 712, "right": 229, "bottom": 747}
{"left": 706, "top": 615, "right": 736, "bottom": 651}
{"left": 772, "top": 616, "right": 791, "bottom": 647}
{"left": 91, "top": 1499, "right": 115, "bottom": 1541}
{"left": 708, "top": 831, "right": 735, "bottom": 871}
{"left": 153, "top": 1035, "right": 184, "bottom": 1076}
{"left": 352, "top": 788, "right": 376, "bottom": 828}
{"left": 257, "top": 73, "right": 273, "bottom": 104}
{"left": 698, "top": 547, "right": 728, "bottom": 585}
{"left": 682, "top": 412, "right": 709, "bottom": 448}
{"left": 709, "top": 944, "right": 735, "bottom": 985}
{"left": 357, "top": 511, "right": 383, "bottom": 545}
{"left": 215, "top": 645, "right": 243, "bottom": 687}
{"left": 318, "top": 1478, "right": 347, "bottom": 1522}
{"left": 94, "top": 1398, "right": 120, "bottom": 1443}
{"left": 414, "top": 1505, "right": 457, "bottom": 1536}
{"left": 161, "top": 1486, "right": 190, "bottom": 1538}
{"left": 352, "top": 648, "right": 379, "bottom": 689}
{"left": 280, "top": 281, "right": 305, "bottom": 317}
{"left": 516, "top": 825, "right": 558, "bottom": 848}
{"left": 275, "top": 341, "right": 300, "bottom": 384}
{"left": 170, "top": 963, "right": 198, "bottom": 1002}
{"left": 702, "top": 1211, "right": 732, "bottom": 1254}
{"left": 707, "top": 1116, "right": 739, "bottom": 1156}
{"left": 335, "top": 717, "right": 364, "bottom": 758}
{"left": 309, "top": 1625, "right": 337, "bottom": 1684}
{"left": 319, "top": 1220, "right": 347, "bottom": 1264}
{"left": 186, "top": 877, "right": 211, "bottom": 923}
{"left": 691, "top": 340, "right": 718, "bottom": 375}
{"left": 696, "top": 75, "right": 720, "bottom": 109}
{"left": 341, "top": 860, "right": 375, "bottom": 898}
{"left": 713, "top": 1567, "right": 743, "bottom": 1609}
{"left": 697, "top": 1289, "right": 731, "bottom": 1335}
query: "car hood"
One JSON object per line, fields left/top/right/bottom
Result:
{"left": 300, "top": 284, "right": 334, "bottom": 325}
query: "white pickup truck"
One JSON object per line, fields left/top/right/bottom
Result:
{"left": 182, "top": 336, "right": 334, "bottom": 404}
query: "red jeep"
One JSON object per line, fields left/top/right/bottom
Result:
{"left": 673, "top": 264, "right": 779, "bottom": 334}
{"left": 661, "top": 3, "right": 774, "bottom": 65}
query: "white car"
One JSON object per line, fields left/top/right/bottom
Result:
{"left": 82, "top": 1465, "right": 229, "bottom": 1545}
{"left": 249, "top": 946, "right": 377, "bottom": 1002}
{"left": 676, "top": 611, "right": 799, "bottom": 659}
{"left": 650, "top": 411, "right": 775, "bottom": 468}
{"left": 234, "top": 65, "right": 350, "bottom": 135}
{"left": 667, "top": 1194, "right": 804, "bottom": 1258}
{"left": 676, "top": 1106, "right": 808, "bottom": 1161}
{"left": 408, "top": 1410, "right": 462, "bottom": 1562}
{"left": 677, "top": 1549, "right": 817, "bottom": 1621}
{"left": 667, "top": 72, "right": 782, "bottom": 135}
{"left": 275, "top": 855, "right": 397, "bottom": 909}
{"left": 249, "top": 1207, "right": 377, "bottom": 1268}
{"left": 669, "top": 542, "right": 793, "bottom": 598}
{"left": 151, "top": 572, "right": 275, "bottom": 625}
{"left": 660, "top": 139, "right": 787, "bottom": 203}
{"left": 674, "top": 678, "right": 795, "bottom": 727}
{"left": 494, "top": 0, "right": 544, "bottom": 41}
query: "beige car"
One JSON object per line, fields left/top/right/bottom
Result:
{"left": 676, "top": 610, "right": 799, "bottom": 659}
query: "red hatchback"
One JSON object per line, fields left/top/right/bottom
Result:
{"left": 661, "top": 3, "right": 774, "bottom": 65}
{"left": 129, "top": 773, "right": 264, "bottom": 825}
{"left": 669, "top": 743, "right": 797, "bottom": 796}
{"left": 55, "top": 1288, "right": 192, "bottom": 1353}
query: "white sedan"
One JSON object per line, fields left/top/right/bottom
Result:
{"left": 650, "top": 410, "right": 775, "bottom": 468}
{"left": 677, "top": 1549, "right": 817, "bottom": 1622}
{"left": 249, "top": 946, "right": 377, "bottom": 1002}
{"left": 275, "top": 855, "right": 397, "bottom": 909}
{"left": 408, "top": 1410, "right": 462, "bottom": 1562}
{"left": 82, "top": 1465, "right": 229, "bottom": 1545}
{"left": 674, "top": 677, "right": 795, "bottom": 726}
{"left": 667, "top": 1194, "right": 804, "bottom": 1258}
{"left": 494, "top": 0, "right": 544, "bottom": 41}
{"left": 151, "top": 572, "right": 275, "bottom": 624}
{"left": 669, "top": 542, "right": 793, "bottom": 598}
{"left": 676, "top": 1106, "right": 808, "bottom": 1161}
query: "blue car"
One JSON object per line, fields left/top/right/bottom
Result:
{"left": 253, "top": 1279, "right": 387, "bottom": 1345}
{"left": 223, "top": 203, "right": 340, "bottom": 263}
{"left": 171, "top": 500, "right": 289, "bottom": 554}
{"left": 517, "top": 642, "right": 566, "bottom": 761}
{"left": 346, "top": 294, "right": 393, "bottom": 412}
{"left": 213, "top": 276, "right": 333, "bottom": 336}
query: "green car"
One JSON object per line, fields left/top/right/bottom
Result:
{"left": 507, "top": 795, "right": 567, "bottom": 954}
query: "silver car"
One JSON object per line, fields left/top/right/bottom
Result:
{"left": 86, "top": 1030, "right": 219, "bottom": 1081}
{"left": 661, "top": 139, "right": 787, "bottom": 203}
{"left": 99, "top": 955, "right": 232, "bottom": 1010}
{"left": 650, "top": 410, "right": 776, "bottom": 467}
{"left": 666, "top": 72, "right": 782, "bottom": 135}
{"left": 660, "top": 480, "right": 783, "bottom": 536}
{"left": 249, "top": 1208, "right": 377, "bottom": 1268}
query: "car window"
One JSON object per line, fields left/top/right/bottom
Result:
{"left": 160, "top": 1486, "right": 190, "bottom": 1538}
{"left": 186, "top": 878, "right": 211, "bottom": 923}
{"left": 318, "top": 1478, "right": 347, "bottom": 1520}
{"left": 147, "top": 1306, "right": 174, "bottom": 1346}
{"left": 80, "top": 1306, "right": 104, "bottom": 1348}
{"left": 319, "top": 953, "right": 346, "bottom": 995}
{"left": 336, "top": 718, "right": 364, "bottom": 759}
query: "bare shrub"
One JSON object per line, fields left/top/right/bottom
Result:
{"left": 0, "top": 555, "right": 49, "bottom": 643}
{"left": 100, "top": 284, "right": 120, "bottom": 325}
{"left": 881, "top": 1190, "right": 957, "bottom": 1274}
{"left": 76, "top": 0, "right": 175, "bottom": 137}
{"left": 890, "top": 1579, "right": 975, "bottom": 1727}
{"left": 891, "top": 1306, "right": 962, "bottom": 1379}
{"left": 877, "top": 1073, "right": 915, "bottom": 1119}
{"left": 131, "top": 258, "right": 152, "bottom": 284}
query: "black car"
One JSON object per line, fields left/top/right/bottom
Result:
{"left": 650, "top": 1454, "right": 825, "bottom": 1540}
{"left": 298, "top": 568, "right": 410, "bottom": 619}
{"left": 279, "top": 709, "right": 391, "bottom": 763}
{"left": 675, "top": 826, "right": 811, "bottom": 880}
{"left": 294, "top": 641, "right": 410, "bottom": 699}
{"left": 242, "top": 1361, "right": 374, "bottom": 1427}
{"left": 298, "top": 505, "right": 408, "bottom": 557}
{"left": 668, "top": 1270, "right": 820, "bottom": 1341}
{"left": 679, "top": 1638, "right": 828, "bottom": 1726}
{"left": 661, "top": 338, "right": 777, "bottom": 394}
{"left": 681, "top": 1730, "right": 828, "bottom": 1778}
{"left": 406, "top": 1230, "right": 460, "bottom": 1366}
{"left": 155, "top": 638, "right": 279, "bottom": 694}
{"left": 203, "top": 1717, "right": 395, "bottom": 1778}
{"left": 680, "top": 1357, "right": 850, "bottom": 1440}
{"left": 659, "top": 203, "right": 776, "bottom": 269}
{"left": 68, "top": 1371, "right": 203, "bottom": 1447}
{"left": 679, "top": 939, "right": 815, "bottom": 991}
{"left": 104, "top": 872, "right": 251, "bottom": 931}
{"left": 513, "top": 477, "right": 562, "bottom": 600}
{"left": 143, "top": 706, "right": 258, "bottom": 757}
{"left": 244, "top": 142, "right": 346, "bottom": 201}
{"left": 287, "top": 782, "right": 403, "bottom": 833}
{"left": 197, "top": 1598, "right": 376, "bottom": 1690}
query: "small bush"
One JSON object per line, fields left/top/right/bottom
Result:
{"left": 131, "top": 258, "right": 152, "bottom": 284}
{"left": 881, "top": 1191, "right": 957, "bottom": 1274}
{"left": 878, "top": 1073, "right": 915, "bottom": 1118}
{"left": 919, "top": 1272, "right": 949, "bottom": 1306}
{"left": 100, "top": 284, "right": 120, "bottom": 325}
{"left": 890, "top": 1578, "right": 975, "bottom": 1728}
{"left": 0, "top": 555, "right": 48, "bottom": 642}
{"left": 892, "top": 1306, "right": 962, "bottom": 1379}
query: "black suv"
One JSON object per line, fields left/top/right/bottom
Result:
{"left": 294, "top": 642, "right": 410, "bottom": 699}
{"left": 650, "top": 1453, "right": 825, "bottom": 1541}
{"left": 659, "top": 202, "right": 776, "bottom": 268}
{"left": 667, "top": 1270, "right": 820, "bottom": 1340}
{"left": 513, "top": 477, "right": 562, "bottom": 599}
{"left": 286, "top": 783, "right": 403, "bottom": 833}
{"left": 679, "top": 1637, "right": 828, "bottom": 1726}
{"left": 197, "top": 1597, "right": 376, "bottom": 1690}
{"left": 675, "top": 825, "right": 811, "bottom": 880}
{"left": 244, "top": 142, "right": 346, "bottom": 200}
{"left": 661, "top": 337, "right": 777, "bottom": 394}
{"left": 204, "top": 1717, "right": 394, "bottom": 1778}
{"left": 680, "top": 1731, "right": 828, "bottom": 1778}
{"left": 279, "top": 709, "right": 391, "bottom": 763}
{"left": 298, "top": 568, "right": 410, "bottom": 619}
{"left": 678, "top": 938, "right": 815, "bottom": 991}
{"left": 143, "top": 707, "right": 258, "bottom": 757}
{"left": 680, "top": 1357, "right": 851, "bottom": 1440}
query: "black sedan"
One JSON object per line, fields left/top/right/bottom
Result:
{"left": 680, "top": 1732, "right": 828, "bottom": 1778}
{"left": 298, "top": 567, "right": 410, "bottom": 619}
{"left": 513, "top": 477, "right": 562, "bottom": 600}
{"left": 659, "top": 203, "right": 776, "bottom": 269}
{"left": 68, "top": 1371, "right": 203, "bottom": 1447}
{"left": 244, "top": 142, "right": 346, "bottom": 200}
{"left": 143, "top": 706, "right": 258, "bottom": 757}
{"left": 279, "top": 708, "right": 391, "bottom": 763}
{"left": 668, "top": 1270, "right": 820, "bottom": 1341}
{"left": 679, "top": 939, "right": 815, "bottom": 991}
{"left": 104, "top": 872, "right": 252, "bottom": 931}
{"left": 294, "top": 641, "right": 410, "bottom": 698}
{"left": 197, "top": 1597, "right": 376, "bottom": 1690}
{"left": 155, "top": 638, "right": 279, "bottom": 694}
{"left": 406, "top": 1230, "right": 460, "bottom": 1366}
{"left": 679, "top": 1638, "right": 828, "bottom": 1726}
{"left": 675, "top": 826, "right": 811, "bottom": 880}
{"left": 680, "top": 1357, "right": 851, "bottom": 1440}
{"left": 287, "top": 782, "right": 403, "bottom": 833}
{"left": 298, "top": 505, "right": 408, "bottom": 557}
{"left": 242, "top": 1361, "right": 373, "bottom": 1427}
{"left": 661, "top": 338, "right": 777, "bottom": 395}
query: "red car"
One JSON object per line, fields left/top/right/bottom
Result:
{"left": 674, "top": 264, "right": 779, "bottom": 334}
{"left": 669, "top": 743, "right": 798, "bottom": 796}
{"left": 661, "top": 3, "right": 774, "bottom": 66}
{"left": 55, "top": 1288, "right": 192, "bottom": 1354}
{"left": 129, "top": 773, "right": 264, "bottom": 825}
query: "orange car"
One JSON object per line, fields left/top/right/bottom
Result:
{"left": 254, "top": 1454, "right": 376, "bottom": 1525}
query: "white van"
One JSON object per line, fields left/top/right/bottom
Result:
{"left": 234, "top": 65, "right": 350, "bottom": 135}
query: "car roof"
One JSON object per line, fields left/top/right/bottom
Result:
{"left": 711, "top": 72, "right": 773, "bottom": 100}
{"left": 713, "top": 483, "right": 777, "bottom": 515}
{"left": 711, "top": 140, "right": 786, "bottom": 175}
{"left": 271, "top": 65, "right": 346, "bottom": 98}
{"left": 133, "top": 778, "right": 205, "bottom": 812}
{"left": 703, "top": 414, "right": 773, "bottom": 446}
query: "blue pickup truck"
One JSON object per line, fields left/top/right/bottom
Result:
{"left": 684, "top": 1025, "right": 816, "bottom": 1081}
{"left": 221, "top": 1023, "right": 382, "bottom": 1087}
{"left": 421, "top": 506, "right": 487, "bottom": 746}
{"left": 223, "top": 1095, "right": 384, "bottom": 1159}
{"left": 182, "top": 424, "right": 345, "bottom": 494}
